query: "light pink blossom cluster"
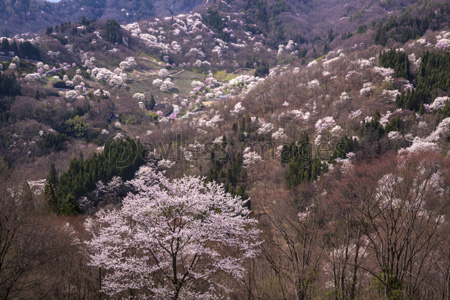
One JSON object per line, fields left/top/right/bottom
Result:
{"left": 315, "top": 116, "right": 336, "bottom": 133}
{"left": 85, "top": 166, "right": 261, "bottom": 299}
{"left": 436, "top": 38, "right": 450, "bottom": 50}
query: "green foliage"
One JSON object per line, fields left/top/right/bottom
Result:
{"left": 323, "top": 42, "right": 330, "bottom": 55}
{"left": 243, "top": 24, "right": 261, "bottom": 35}
{"left": 379, "top": 49, "right": 410, "bottom": 79}
{"left": 269, "top": 0, "right": 289, "bottom": 17}
{"left": 326, "top": 28, "right": 335, "bottom": 43}
{"left": 242, "top": 0, "right": 288, "bottom": 47}
{"left": 360, "top": 111, "right": 385, "bottom": 140}
{"left": 298, "top": 48, "right": 307, "bottom": 58}
{"left": 385, "top": 117, "right": 402, "bottom": 133}
{"left": 48, "top": 163, "right": 58, "bottom": 188}
{"left": 64, "top": 115, "right": 88, "bottom": 138}
{"left": 238, "top": 114, "right": 270, "bottom": 141}
{"left": 80, "top": 16, "right": 90, "bottom": 26}
{"left": 10, "top": 41, "right": 18, "bottom": 56}
{"left": 0, "top": 73, "right": 20, "bottom": 125}
{"left": 207, "top": 137, "right": 249, "bottom": 206}
{"left": 38, "top": 132, "right": 68, "bottom": 152}
{"left": 0, "top": 39, "right": 38, "bottom": 59}
{"left": 341, "top": 32, "right": 353, "bottom": 40}
{"left": 203, "top": 8, "right": 229, "bottom": 42}
{"left": 103, "top": 19, "right": 123, "bottom": 44}
{"left": 204, "top": 8, "right": 225, "bottom": 32}
{"left": 71, "top": 27, "right": 78, "bottom": 36}
{"left": 442, "top": 100, "right": 450, "bottom": 117}
{"left": 330, "top": 135, "right": 359, "bottom": 161}
{"left": 55, "top": 138, "right": 145, "bottom": 214}
{"left": 281, "top": 132, "right": 328, "bottom": 188}
{"left": 21, "top": 181, "right": 34, "bottom": 213}
{"left": 145, "top": 94, "right": 156, "bottom": 110}
{"left": 46, "top": 26, "right": 53, "bottom": 35}
{"left": 356, "top": 24, "right": 368, "bottom": 34}
{"left": 254, "top": 63, "right": 269, "bottom": 78}
{"left": 206, "top": 116, "right": 272, "bottom": 208}
{"left": 1, "top": 38, "right": 10, "bottom": 52}
{"left": 54, "top": 35, "right": 69, "bottom": 45}
{"left": 374, "top": 2, "right": 450, "bottom": 46}
{"left": 350, "top": 9, "right": 365, "bottom": 21}
{"left": 60, "top": 194, "right": 80, "bottom": 215}
{"left": 79, "top": 68, "right": 91, "bottom": 79}
{"left": 53, "top": 81, "right": 69, "bottom": 89}
{"left": 18, "top": 41, "right": 40, "bottom": 60}
{"left": 45, "top": 164, "right": 58, "bottom": 213}
{"left": 45, "top": 181, "right": 58, "bottom": 213}
{"left": 17, "top": 61, "right": 36, "bottom": 74}
{"left": 373, "top": 271, "right": 405, "bottom": 300}
{"left": 0, "top": 73, "right": 21, "bottom": 97}
{"left": 396, "top": 51, "right": 450, "bottom": 111}
{"left": 294, "top": 34, "right": 307, "bottom": 45}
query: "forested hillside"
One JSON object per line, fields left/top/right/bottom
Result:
{"left": 1, "top": 0, "right": 450, "bottom": 299}
{"left": 0, "top": 0, "right": 200, "bottom": 35}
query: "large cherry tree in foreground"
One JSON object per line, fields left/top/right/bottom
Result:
{"left": 86, "top": 165, "right": 261, "bottom": 299}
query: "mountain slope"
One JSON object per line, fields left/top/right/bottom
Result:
{"left": 0, "top": 0, "right": 206, "bottom": 35}
{"left": 0, "top": 0, "right": 428, "bottom": 39}
{"left": 2, "top": 0, "right": 450, "bottom": 298}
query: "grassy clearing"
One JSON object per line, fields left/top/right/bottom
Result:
{"left": 214, "top": 70, "right": 238, "bottom": 82}
{"left": 128, "top": 79, "right": 153, "bottom": 94}
{"left": 172, "top": 70, "right": 206, "bottom": 97}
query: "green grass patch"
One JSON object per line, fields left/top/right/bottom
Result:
{"left": 315, "top": 55, "right": 327, "bottom": 62}
{"left": 214, "top": 70, "right": 238, "bottom": 82}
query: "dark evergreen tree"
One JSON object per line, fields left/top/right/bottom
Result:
{"left": 207, "top": 123, "right": 251, "bottom": 207}
{"left": 60, "top": 194, "right": 80, "bottom": 215}
{"left": 1, "top": 38, "right": 10, "bottom": 52}
{"left": 21, "top": 181, "right": 34, "bottom": 213}
{"left": 48, "top": 163, "right": 58, "bottom": 188}
{"left": 330, "top": 135, "right": 359, "bottom": 161}
{"left": 379, "top": 49, "right": 410, "bottom": 79}
{"left": 373, "top": 2, "right": 449, "bottom": 46}
{"left": 44, "top": 177, "right": 58, "bottom": 213}
{"left": 0, "top": 73, "right": 21, "bottom": 97}
{"left": 103, "top": 19, "right": 123, "bottom": 44}
{"left": 396, "top": 51, "right": 450, "bottom": 111}
{"left": 282, "top": 132, "right": 327, "bottom": 188}
{"left": 55, "top": 138, "right": 145, "bottom": 214}
{"left": 145, "top": 94, "right": 156, "bottom": 110}
{"left": 80, "top": 16, "right": 89, "bottom": 26}
{"left": 44, "top": 163, "right": 59, "bottom": 213}
{"left": 360, "top": 111, "right": 385, "bottom": 140}
{"left": 18, "top": 41, "right": 40, "bottom": 60}
{"left": 442, "top": 101, "right": 450, "bottom": 117}
{"left": 10, "top": 41, "right": 18, "bottom": 56}
{"left": 254, "top": 63, "right": 270, "bottom": 78}
{"left": 385, "top": 117, "right": 402, "bottom": 133}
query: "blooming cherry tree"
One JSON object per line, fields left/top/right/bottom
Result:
{"left": 86, "top": 166, "right": 261, "bottom": 299}
{"left": 158, "top": 68, "right": 169, "bottom": 78}
{"left": 120, "top": 57, "right": 137, "bottom": 70}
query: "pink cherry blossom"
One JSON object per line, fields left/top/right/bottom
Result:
{"left": 86, "top": 166, "right": 261, "bottom": 299}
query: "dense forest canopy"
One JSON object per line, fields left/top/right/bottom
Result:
{"left": 2, "top": 0, "right": 450, "bottom": 299}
